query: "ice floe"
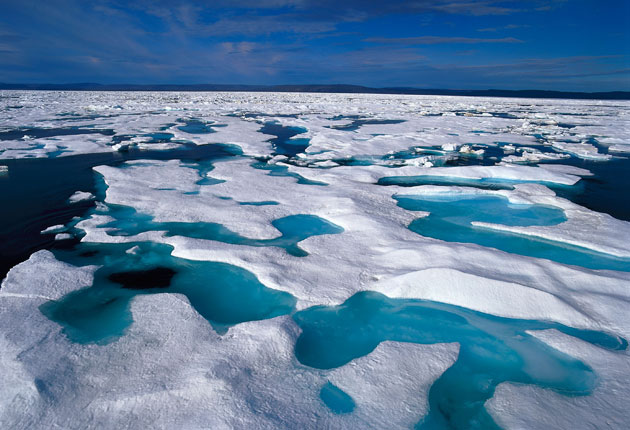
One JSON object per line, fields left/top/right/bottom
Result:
{"left": 488, "top": 329, "right": 630, "bottom": 429}
{"left": 2, "top": 90, "right": 630, "bottom": 429}
{"left": 0, "top": 257, "right": 458, "bottom": 428}
{"left": 67, "top": 191, "right": 95, "bottom": 204}
{"left": 2, "top": 91, "right": 629, "bottom": 164}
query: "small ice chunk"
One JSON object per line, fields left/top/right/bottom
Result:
{"left": 112, "top": 143, "right": 130, "bottom": 152}
{"left": 503, "top": 144, "right": 516, "bottom": 154}
{"left": 95, "top": 202, "right": 109, "bottom": 212}
{"left": 68, "top": 191, "right": 95, "bottom": 204}
{"left": 313, "top": 160, "right": 339, "bottom": 167}
{"left": 41, "top": 224, "right": 66, "bottom": 235}
{"left": 608, "top": 144, "right": 630, "bottom": 154}
{"left": 126, "top": 245, "right": 142, "bottom": 255}
{"left": 551, "top": 141, "right": 612, "bottom": 160}
{"left": 268, "top": 155, "right": 289, "bottom": 164}
{"left": 0, "top": 166, "right": 7, "bottom": 176}
{"left": 405, "top": 157, "right": 429, "bottom": 167}
{"left": 54, "top": 233, "right": 73, "bottom": 240}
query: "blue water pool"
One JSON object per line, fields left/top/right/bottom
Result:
{"left": 259, "top": 121, "right": 310, "bottom": 157}
{"left": 379, "top": 175, "right": 571, "bottom": 192}
{"left": 42, "top": 241, "right": 296, "bottom": 343}
{"left": 328, "top": 116, "right": 405, "bottom": 132}
{"left": 0, "top": 127, "right": 115, "bottom": 141}
{"left": 100, "top": 204, "right": 343, "bottom": 257}
{"left": 320, "top": 381, "right": 356, "bottom": 414}
{"left": 395, "top": 194, "right": 630, "bottom": 271}
{"left": 294, "top": 291, "right": 627, "bottom": 429}
{"left": 251, "top": 160, "right": 328, "bottom": 186}
{"left": 177, "top": 118, "right": 227, "bottom": 134}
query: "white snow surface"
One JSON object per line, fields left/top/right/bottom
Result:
{"left": 67, "top": 191, "right": 95, "bottom": 203}
{"left": 1, "top": 91, "right": 629, "bottom": 163}
{"left": 0, "top": 254, "right": 458, "bottom": 429}
{"left": 1, "top": 91, "right": 630, "bottom": 429}
{"left": 487, "top": 329, "right": 630, "bottom": 429}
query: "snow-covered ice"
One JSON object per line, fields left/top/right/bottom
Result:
{"left": 67, "top": 191, "right": 95, "bottom": 204}
{"left": 1, "top": 91, "right": 629, "bottom": 429}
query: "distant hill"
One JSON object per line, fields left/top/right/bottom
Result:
{"left": 1, "top": 82, "right": 628, "bottom": 100}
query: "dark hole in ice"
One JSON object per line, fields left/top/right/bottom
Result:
{"left": 108, "top": 267, "right": 176, "bottom": 290}
{"left": 320, "top": 381, "right": 355, "bottom": 414}
{"left": 259, "top": 121, "right": 309, "bottom": 157}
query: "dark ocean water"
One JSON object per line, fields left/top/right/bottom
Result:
{"left": 552, "top": 156, "right": 630, "bottom": 221}
{"left": 0, "top": 144, "right": 239, "bottom": 280}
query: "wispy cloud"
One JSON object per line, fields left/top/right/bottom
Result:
{"left": 0, "top": 43, "right": 18, "bottom": 54}
{"left": 119, "top": 0, "right": 534, "bottom": 39}
{"left": 477, "top": 24, "right": 530, "bottom": 32}
{"left": 426, "top": 1, "right": 520, "bottom": 16}
{"left": 427, "top": 55, "right": 629, "bottom": 85}
{"left": 364, "top": 36, "right": 524, "bottom": 45}
{"left": 0, "top": 0, "right": 626, "bottom": 91}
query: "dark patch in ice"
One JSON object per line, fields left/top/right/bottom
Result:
{"left": 108, "top": 267, "right": 176, "bottom": 290}
{"left": 42, "top": 242, "right": 296, "bottom": 342}
{"left": 259, "top": 121, "right": 309, "bottom": 157}
{"left": 176, "top": 118, "right": 227, "bottom": 134}
{"left": 320, "top": 382, "right": 355, "bottom": 414}
{"left": 451, "top": 110, "right": 519, "bottom": 119}
{"left": 145, "top": 132, "right": 174, "bottom": 143}
{"left": 251, "top": 160, "right": 327, "bottom": 186}
{"left": 228, "top": 112, "right": 299, "bottom": 119}
{"left": 489, "top": 111, "right": 519, "bottom": 119}
{"left": 0, "top": 127, "right": 115, "bottom": 141}
{"left": 327, "top": 116, "right": 405, "bottom": 132}
{"left": 239, "top": 200, "right": 279, "bottom": 206}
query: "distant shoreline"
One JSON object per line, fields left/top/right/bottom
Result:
{"left": 1, "top": 83, "right": 629, "bottom": 100}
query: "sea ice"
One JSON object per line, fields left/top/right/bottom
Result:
{"left": 0, "top": 254, "right": 460, "bottom": 429}
{"left": 67, "top": 191, "right": 95, "bottom": 204}
{"left": 2, "top": 90, "right": 630, "bottom": 429}
{"left": 487, "top": 329, "right": 630, "bottom": 429}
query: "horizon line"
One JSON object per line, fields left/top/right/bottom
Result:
{"left": 1, "top": 82, "right": 629, "bottom": 100}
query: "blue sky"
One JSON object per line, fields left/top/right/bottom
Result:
{"left": 0, "top": 0, "right": 628, "bottom": 90}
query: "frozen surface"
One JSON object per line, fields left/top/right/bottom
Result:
{"left": 2, "top": 91, "right": 629, "bottom": 164}
{"left": 487, "top": 329, "right": 630, "bottom": 429}
{"left": 67, "top": 191, "right": 94, "bottom": 203}
{"left": 1, "top": 91, "right": 630, "bottom": 429}
{"left": 0, "top": 256, "right": 459, "bottom": 429}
